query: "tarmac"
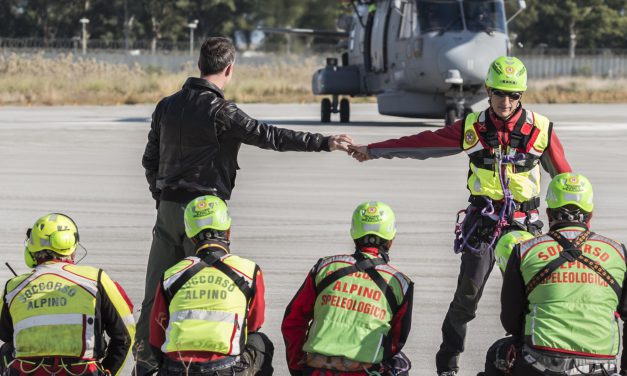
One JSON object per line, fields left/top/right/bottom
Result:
{"left": 1, "top": 103, "right": 626, "bottom": 375}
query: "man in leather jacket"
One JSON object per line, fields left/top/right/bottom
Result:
{"left": 135, "top": 37, "right": 353, "bottom": 374}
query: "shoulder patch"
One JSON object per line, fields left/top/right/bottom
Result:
{"left": 464, "top": 129, "right": 478, "bottom": 145}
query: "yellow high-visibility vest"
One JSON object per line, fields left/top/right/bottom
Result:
{"left": 162, "top": 252, "right": 256, "bottom": 355}
{"left": 462, "top": 110, "right": 551, "bottom": 204}
{"left": 4, "top": 262, "right": 135, "bottom": 360}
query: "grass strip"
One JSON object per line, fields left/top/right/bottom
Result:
{"left": 1, "top": 53, "right": 626, "bottom": 106}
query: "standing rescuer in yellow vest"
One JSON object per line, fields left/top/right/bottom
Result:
{"left": 282, "top": 202, "right": 413, "bottom": 376}
{"left": 347, "top": 56, "right": 572, "bottom": 376}
{"left": 0, "top": 213, "right": 135, "bottom": 376}
{"left": 148, "top": 195, "right": 273, "bottom": 376}
{"left": 480, "top": 173, "right": 627, "bottom": 376}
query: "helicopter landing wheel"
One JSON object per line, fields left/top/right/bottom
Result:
{"left": 445, "top": 106, "right": 457, "bottom": 126}
{"left": 321, "top": 98, "right": 331, "bottom": 123}
{"left": 339, "top": 98, "right": 350, "bottom": 123}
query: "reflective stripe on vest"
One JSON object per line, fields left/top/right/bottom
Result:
{"left": 518, "top": 229, "right": 626, "bottom": 356}
{"left": 303, "top": 254, "right": 410, "bottom": 364}
{"left": 14, "top": 313, "right": 96, "bottom": 357}
{"left": 162, "top": 254, "right": 256, "bottom": 355}
{"left": 162, "top": 258, "right": 202, "bottom": 292}
{"left": 462, "top": 111, "right": 551, "bottom": 203}
{"left": 5, "top": 263, "right": 100, "bottom": 358}
{"left": 162, "top": 310, "right": 244, "bottom": 354}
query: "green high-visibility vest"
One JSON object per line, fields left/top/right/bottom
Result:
{"left": 462, "top": 110, "right": 551, "bottom": 203}
{"left": 519, "top": 228, "right": 626, "bottom": 356}
{"left": 303, "top": 254, "right": 411, "bottom": 364}
{"left": 162, "top": 252, "right": 256, "bottom": 355}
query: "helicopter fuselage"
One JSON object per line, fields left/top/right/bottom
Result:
{"left": 313, "top": 0, "right": 510, "bottom": 122}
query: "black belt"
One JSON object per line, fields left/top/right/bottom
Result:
{"left": 162, "top": 356, "right": 238, "bottom": 372}
{"left": 468, "top": 196, "right": 540, "bottom": 212}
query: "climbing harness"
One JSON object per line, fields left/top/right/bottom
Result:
{"left": 11, "top": 358, "right": 100, "bottom": 375}
{"left": 454, "top": 147, "right": 529, "bottom": 254}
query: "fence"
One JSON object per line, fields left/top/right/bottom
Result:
{"left": 521, "top": 54, "right": 627, "bottom": 79}
{"left": 2, "top": 37, "right": 627, "bottom": 77}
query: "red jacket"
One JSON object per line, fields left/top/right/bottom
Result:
{"left": 281, "top": 248, "right": 413, "bottom": 376}
{"left": 368, "top": 106, "right": 571, "bottom": 177}
{"left": 149, "top": 248, "right": 265, "bottom": 363}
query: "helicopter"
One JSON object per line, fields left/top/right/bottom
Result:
{"left": 263, "top": 0, "right": 526, "bottom": 125}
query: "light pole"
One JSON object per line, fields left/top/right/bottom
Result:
{"left": 188, "top": 19, "right": 199, "bottom": 56}
{"left": 79, "top": 18, "right": 90, "bottom": 55}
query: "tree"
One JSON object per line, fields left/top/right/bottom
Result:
{"left": 508, "top": 0, "right": 627, "bottom": 53}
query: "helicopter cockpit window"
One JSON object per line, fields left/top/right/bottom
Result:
{"left": 463, "top": 0, "right": 506, "bottom": 33}
{"left": 417, "top": 0, "right": 463, "bottom": 33}
{"left": 398, "top": 1, "right": 417, "bottom": 39}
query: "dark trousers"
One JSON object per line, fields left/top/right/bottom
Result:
{"left": 436, "top": 205, "right": 543, "bottom": 373}
{"left": 134, "top": 200, "right": 195, "bottom": 369}
{"left": 482, "top": 337, "right": 617, "bottom": 376}
{"left": 156, "top": 333, "right": 274, "bottom": 376}
{"left": 303, "top": 351, "right": 411, "bottom": 376}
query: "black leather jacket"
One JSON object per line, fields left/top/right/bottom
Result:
{"left": 142, "top": 77, "right": 331, "bottom": 203}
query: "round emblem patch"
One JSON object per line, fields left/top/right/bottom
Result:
{"left": 465, "top": 129, "right": 477, "bottom": 145}
{"left": 505, "top": 66, "right": 515, "bottom": 74}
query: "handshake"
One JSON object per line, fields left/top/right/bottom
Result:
{"left": 328, "top": 134, "right": 370, "bottom": 162}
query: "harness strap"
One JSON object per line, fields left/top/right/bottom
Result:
{"left": 519, "top": 198, "right": 540, "bottom": 212}
{"left": 315, "top": 253, "right": 399, "bottom": 314}
{"left": 164, "top": 249, "right": 252, "bottom": 301}
{"left": 525, "top": 230, "right": 622, "bottom": 298}
{"left": 355, "top": 252, "right": 400, "bottom": 315}
{"left": 314, "top": 258, "right": 385, "bottom": 294}
{"left": 211, "top": 261, "right": 253, "bottom": 298}
{"left": 469, "top": 110, "right": 539, "bottom": 171}
{"left": 508, "top": 109, "right": 530, "bottom": 150}
{"left": 468, "top": 196, "right": 540, "bottom": 212}
{"left": 548, "top": 230, "right": 622, "bottom": 299}
{"left": 482, "top": 111, "right": 500, "bottom": 149}
{"left": 525, "top": 230, "right": 590, "bottom": 295}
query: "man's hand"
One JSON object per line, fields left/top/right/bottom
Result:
{"left": 328, "top": 134, "right": 354, "bottom": 152}
{"left": 348, "top": 144, "right": 370, "bottom": 162}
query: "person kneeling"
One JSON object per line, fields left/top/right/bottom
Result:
{"left": 480, "top": 173, "right": 627, "bottom": 376}
{"left": 0, "top": 213, "right": 135, "bottom": 376}
{"left": 148, "top": 196, "right": 273, "bottom": 376}
{"left": 282, "top": 202, "right": 413, "bottom": 376}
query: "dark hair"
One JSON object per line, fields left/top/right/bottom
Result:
{"left": 547, "top": 204, "right": 591, "bottom": 223}
{"left": 194, "top": 229, "right": 228, "bottom": 243}
{"left": 198, "top": 37, "right": 236, "bottom": 76}
{"left": 33, "top": 249, "right": 72, "bottom": 262}
{"left": 353, "top": 235, "right": 391, "bottom": 252}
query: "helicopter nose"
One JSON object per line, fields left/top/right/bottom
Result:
{"left": 438, "top": 36, "right": 503, "bottom": 85}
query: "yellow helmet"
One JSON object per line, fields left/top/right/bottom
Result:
{"left": 24, "top": 214, "right": 79, "bottom": 267}
{"left": 485, "top": 56, "right": 527, "bottom": 92}
{"left": 546, "top": 173, "right": 594, "bottom": 213}
{"left": 495, "top": 231, "right": 534, "bottom": 273}
{"left": 184, "top": 196, "right": 231, "bottom": 239}
{"left": 350, "top": 201, "right": 397, "bottom": 241}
